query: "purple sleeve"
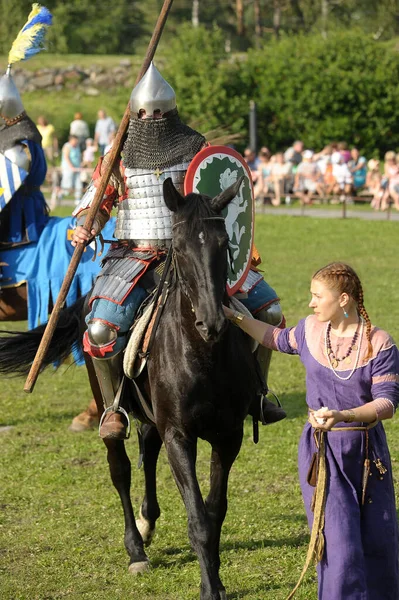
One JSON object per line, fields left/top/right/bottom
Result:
{"left": 371, "top": 344, "right": 399, "bottom": 412}
{"left": 275, "top": 318, "right": 306, "bottom": 356}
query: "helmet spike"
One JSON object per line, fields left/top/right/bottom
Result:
{"left": 130, "top": 62, "right": 176, "bottom": 119}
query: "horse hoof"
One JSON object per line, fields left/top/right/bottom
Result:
{"left": 69, "top": 412, "right": 98, "bottom": 432}
{"left": 136, "top": 508, "right": 156, "bottom": 547}
{"left": 128, "top": 559, "right": 150, "bottom": 575}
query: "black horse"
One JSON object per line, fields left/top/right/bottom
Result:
{"left": 0, "top": 177, "right": 259, "bottom": 600}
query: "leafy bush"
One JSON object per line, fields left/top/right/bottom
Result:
{"left": 17, "top": 28, "right": 399, "bottom": 158}
{"left": 245, "top": 30, "right": 399, "bottom": 155}
{"left": 161, "top": 27, "right": 399, "bottom": 156}
{"left": 162, "top": 24, "right": 248, "bottom": 137}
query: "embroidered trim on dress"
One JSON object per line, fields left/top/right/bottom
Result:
{"left": 262, "top": 327, "right": 280, "bottom": 351}
{"left": 372, "top": 374, "right": 399, "bottom": 385}
{"left": 289, "top": 327, "right": 298, "bottom": 350}
{"left": 304, "top": 315, "right": 396, "bottom": 372}
{"left": 372, "top": 397, "right": 396, "bottom": 419}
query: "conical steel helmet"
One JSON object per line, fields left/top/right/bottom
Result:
{"left": 130, "top": 62, "right": 176, "bottom": 118}
{"left": 0, "top": 66, "right": 24, "bottom": 121}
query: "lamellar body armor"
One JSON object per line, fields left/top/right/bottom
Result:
{"left": 115, "top": 162, "right": 189, "bottom": 247}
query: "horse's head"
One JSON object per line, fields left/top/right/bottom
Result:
{"left": 163, "top": 176, "right": 244, "bottom": 343}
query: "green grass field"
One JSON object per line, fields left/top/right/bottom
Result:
{"left": 1, "top": 214, "right": 398, "bottom": 599}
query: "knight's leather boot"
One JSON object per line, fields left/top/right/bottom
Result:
{"left": 259, "top": 396, "right": 286, "bottom": 425}
{"left": 254, "top": 302, "right": 287, "bottom": 425}
{"left": 99, "top": 411, "right": 128, "bottom": 440}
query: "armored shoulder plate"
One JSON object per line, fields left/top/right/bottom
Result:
{"left": 4, "top": 142, "right": 30, "bottom": 171}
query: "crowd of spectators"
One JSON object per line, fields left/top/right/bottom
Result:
{"left": 40, "top": 115, "right": 399, "bottom": 214}
{"left": 243, "top": 141, "right": 399, "bottom": 211}
{"left": 36, "top": 109, "right": 116, "bottom": 209}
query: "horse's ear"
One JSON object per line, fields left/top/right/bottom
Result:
{"left": 163, "top": 177, "right": 185, "bottom": 212}
{"left": 211, "top": 175, "right": 245, "bottom": 213}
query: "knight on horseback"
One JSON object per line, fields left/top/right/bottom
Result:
{"left": 72, "top": 63, "right": 286, "bottom": 439}
{"left": 0, "top": 7, "right": 52, "bottom": 314}
{"left": 0, "top": 67, "right": 49, "bottom": 252}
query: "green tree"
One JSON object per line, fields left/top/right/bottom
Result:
{"left": 0, "top": 0, "right": 34, "bottom": 55}
{"left": 47, "top": 0, "right": 143, "bottom": 55}
{"left": 162, "top": 24, "right": 248, "bottom": 136}
{"left": 245, "top": 30, "right": 399, "bottom": 154}
{"left": 0, "top": 0, "right": 144, "bottom": 56}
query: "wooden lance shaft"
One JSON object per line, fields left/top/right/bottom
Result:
{"left": 24, "top": 0, "right": 175, "bottom": 393}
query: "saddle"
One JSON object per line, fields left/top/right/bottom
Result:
{"left": 118, "top": 249, "right": 174, "bottom": 429}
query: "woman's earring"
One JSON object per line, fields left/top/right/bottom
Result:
{"left": 343, "top": 307, "right": 348, "bottom": 318}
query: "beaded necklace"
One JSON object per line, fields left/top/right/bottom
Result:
{"left": 324, "top": 318, "right": 364, "bottom": 381}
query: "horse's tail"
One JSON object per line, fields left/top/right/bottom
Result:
{"left": 0, "top": 296, "right": 86, "bottom": 376}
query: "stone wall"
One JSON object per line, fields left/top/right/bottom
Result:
{"left": 11, "top": 59, "right": 135, "bottom": 97}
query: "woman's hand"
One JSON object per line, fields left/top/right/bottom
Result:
{"left": 71, "top": 225, "right": 97, "bottom": 247}
{"left": 309, "top": 408, "right": 345, "bottom": 431}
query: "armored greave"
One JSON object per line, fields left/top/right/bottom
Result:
{"left": 87, "top": 320, "right": 124, "bottom": 410}
{"left": 86, "top": 320, "right": 130, "bottom": 440}
{"left": 254, "top": 301, "right": 283, "bottom": 390}
{"left": 91, "top": 353, "right": 123, "bottom": 410}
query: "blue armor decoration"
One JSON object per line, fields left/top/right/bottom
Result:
{"left": 4, "top": 140, "right": 49, "bottom": 245}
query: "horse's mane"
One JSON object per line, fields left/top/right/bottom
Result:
{"left": 178, "top": 193, "right": 218, "bottom": 239}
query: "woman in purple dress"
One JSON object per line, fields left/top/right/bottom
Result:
{"left": 224, "top": 262, "right": 399, "bottom": 600}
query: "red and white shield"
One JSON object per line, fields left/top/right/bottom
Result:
{"left": 185, "top": 145, "right": 254, "bottom": 295}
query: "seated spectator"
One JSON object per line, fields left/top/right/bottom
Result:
{"left": 331, "top": 152, "right": 353, "bottom": 201}
{"left": 61, "top": 135, "right": 82, "bottom": 205}
{"left": 380, "top": 151, "right": 398, "bottom": 210}
{"left": 315, "top": 145, "right": 335, "bottom": 196}
{"left": 284, "top": 140, "right": 303, "bottom": 169}
{"left": 271, "top": 152, "right": 292, "bottom": 206}
{"left": 348, "top": 147, "right": 367, "bottom": 192}
{"left": 243, "top": 147, "right": 261, "bottom": 184}
{"left": 253, "top": 148, "right": 272, "bottom": 205}
{"left": 69, "top": 112, "right": 90, "bottom": 152}
{"left": 315, "top": 144, "right": 332, "bottom": 172}
{"left": 387, "top": 153, "right": 399, "bottom": 211}
{"left": 294, "top": 150, "right": 324, "bottom": 204}
{"left": 338, "top": 141, "right": 351, "bottom": 163}
{"left": 367, "top": 159, "right": 383, "bottom": 210}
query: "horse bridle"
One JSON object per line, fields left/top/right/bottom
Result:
{"left": 144, "top": 216, "right": 228, "bottom": 359}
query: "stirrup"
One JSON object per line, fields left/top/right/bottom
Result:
{"left": 266, "top": 389, "right": 282, "bottom": 407}
{"left": 98, "top": 405, "right": 131, "bottom": 439}
{"left": 259, "top": 390, "right": 286, "bottom": 426}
